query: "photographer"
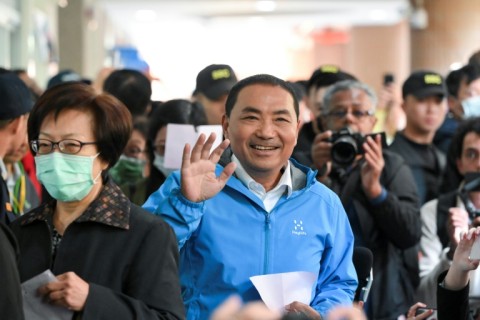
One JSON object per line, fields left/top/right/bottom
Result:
{"left": 311, "top": 80, "right": 422, "bottom": 319}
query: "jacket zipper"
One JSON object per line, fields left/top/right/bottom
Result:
{"left": 264, "top": 212, "right": 271, "bottom": 274}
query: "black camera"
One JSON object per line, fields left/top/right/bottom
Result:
{"left": 329, "top": 127, "right": 386, "bottom": 166}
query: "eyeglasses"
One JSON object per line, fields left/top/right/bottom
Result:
{"left": 31, "top": 139, "right": 98, "bottom": 155}
{"left": 326, "top": 109, "right": 374, "bottom": 120}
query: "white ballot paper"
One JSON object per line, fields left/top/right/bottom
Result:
{"left": 250, "top": 271, "right": 317, "bottom": 313}
{"left": 471, "top": 235, "right": 480, "bottom": 260}
{"left": 21, "top": 269, "right": 74, "bottom": 320}
{"left": 164, "top": 124, "right": 223, "bottom": 169}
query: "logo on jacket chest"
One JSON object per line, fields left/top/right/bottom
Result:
{"left": 292, "top": 219, "right": 307, "bottom": 236}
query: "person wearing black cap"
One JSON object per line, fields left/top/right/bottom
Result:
{"left": 389, "top": 70, "right": 448, "bottom": 205}
{"left": 292, "top": 65, "right": 356, "bottom": 168}
{"left": 0, "top": 72, "right": 33, "bottom": 224}
{"left": 192, "top": 64, "right": 238, "bottom": 125}
{"left": 0, "top": 72, "right": 32, "bottom": 319}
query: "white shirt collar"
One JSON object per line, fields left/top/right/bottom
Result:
{"left": 231, "top": 154, "right": 293, "bottom": 208}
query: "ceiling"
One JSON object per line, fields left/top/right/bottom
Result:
{"left": 98, "top": 0, "right": 412, "bottom": 31}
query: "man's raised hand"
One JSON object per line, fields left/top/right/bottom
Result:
{"left": 181, "top": 133, "right": 237, "bottom": 202}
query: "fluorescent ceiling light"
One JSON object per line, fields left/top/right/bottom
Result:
{"left": 255, "top": 1, "right": 277, "bottom": 12}
{"left": 369, "top": 9, "right": 388, "bottom": 21}
{"left": 134, "top": 9, "right": 157, "bottom": 22}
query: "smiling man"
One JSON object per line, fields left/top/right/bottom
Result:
{"left": 143, "top": 74, "right": 358, "bottom": 320}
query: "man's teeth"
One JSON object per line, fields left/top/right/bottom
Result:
{"left": 253, "top": 145, "right": 276, "bottom": 150}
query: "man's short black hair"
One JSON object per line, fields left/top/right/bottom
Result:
{"left": 103, "top": 69, "right": 151, "bottom": 117}
{"left": 225, "top": 74, "right": 299, "bottom": 119}
{"left": 452, "top": 117, "right": 480, "bottom": 160}
{"left": 446, "top": 64, "right": 480, "bottom": 98}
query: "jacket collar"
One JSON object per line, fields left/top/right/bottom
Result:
{"left": 219, "top": 147, "right": 311, "bottom": 192}
{"left": 21, "top": 178, "right": 131, "bottom": 230}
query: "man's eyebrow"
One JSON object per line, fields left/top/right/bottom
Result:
{"left": 240, "top": 106, "right": 293, "bottom": 117}
{"left": 240, "top": 106, "right": 262, "bottom": 114}
{"left": 273, "top": 109, "right": 294, "bottom": 117}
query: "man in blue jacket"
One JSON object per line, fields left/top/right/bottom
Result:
{"left": 143, "top": 74, "right": 358, "bottom": 319}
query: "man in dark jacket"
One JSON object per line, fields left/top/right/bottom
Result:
{"left": 389, "top": 70, "right": 448, "bottom": 205}
{"left": 312, "top": 80, "right": 422, "bottom": 319}
{"left": 0, "top": 222, "right": 24, "bottom": 319}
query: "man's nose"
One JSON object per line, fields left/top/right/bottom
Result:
{"left": 257, "top": 120, "right": 275, "bottom": 138}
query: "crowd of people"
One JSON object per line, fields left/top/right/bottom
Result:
{"left": 2, "top": 49, "right": 480, "bottom": 320}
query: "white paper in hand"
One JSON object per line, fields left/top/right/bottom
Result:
{"left": 164, "top": 124, "right": 223, "bottom": 169}
{"left": 21, "top": 270, "right": 74, "bottom": 320}
{"left": 471, "top": 236, "right": 480, "bottom": 260}
{"left": 250, "top": 271, "right": 317, "bottom": 313}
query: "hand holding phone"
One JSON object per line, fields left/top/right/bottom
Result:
{"left": 383, "top": 73, "right": 395, "bottom": 86}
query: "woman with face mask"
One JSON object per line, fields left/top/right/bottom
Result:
{"left": 122, "top": 99, "right": 207, "bottom": 205}
{"left": 109, "top": 117, "right": 149, "bottom": 187}
{"left": 8, "top": 83, "right": 185, "bottom": 320}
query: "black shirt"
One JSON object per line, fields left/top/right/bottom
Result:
{"left": 389, "top": 132, "right": 446, "bottom": 205}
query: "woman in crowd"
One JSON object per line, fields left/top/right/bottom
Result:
{"left": 9, "top": 82, "right": 185, "bottom": 319}
{"left": 122, "top": 99, "right": 207, "bottom": 205}
{"left": 110, "top": 116, "right": 149, "bottom": 189}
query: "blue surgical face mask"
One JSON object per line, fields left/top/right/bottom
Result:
{"left": 462, "top": 96, "right": 480, "bottom": 119}
{"left": 153, "top": 153, "right": 175, "bottom": 177}
{"left": 35, "top": 152, "right": 101, "bottom": 202}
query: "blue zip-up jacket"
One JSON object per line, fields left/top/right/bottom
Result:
{"left": 143, "top": 153, "right": 357, "bottom": 320}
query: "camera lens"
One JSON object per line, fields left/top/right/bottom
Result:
{"left": 331, "top": 136, "right": 358, "bottom": 166}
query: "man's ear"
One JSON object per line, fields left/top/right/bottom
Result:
{"left": 221, "top": 114, "right": 229, "bottom": 139}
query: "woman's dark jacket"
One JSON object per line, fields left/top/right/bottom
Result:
{"left": 9, "top": 179, "right": 185, "bottom": 320}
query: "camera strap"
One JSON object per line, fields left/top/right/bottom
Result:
{"left": 331, "top": 164, "right": 361, "bottom": 206}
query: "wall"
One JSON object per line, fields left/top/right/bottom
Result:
{"left": 306, "top": 20, "right": 410, "bottom": 95}
{"left": 411, "top": 0, "right": 480, "bottom": 75}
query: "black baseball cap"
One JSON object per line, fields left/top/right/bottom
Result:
{"left": 402, "top": 70, "right": 447, "bottom": 99}
{"left": 193, "top": 64, "right": 237, "bottom": 100}
{"left": 0, "top": 73, "right": 34, "bottom": 121}
{"left": 307, "top": 65, "right": 356, "bottom": 90}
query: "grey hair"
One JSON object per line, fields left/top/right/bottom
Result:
{"left": 322, "top": 80, "right": 378, "bottom": 115}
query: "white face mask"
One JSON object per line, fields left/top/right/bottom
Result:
{"left": 462, "top": 96, "right": 480, "bottom": 119}
{"left": 153, "top": 153, "right": 175, "bottom": 177}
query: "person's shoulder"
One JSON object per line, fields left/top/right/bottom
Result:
{"left": 388, "top": 132, "right": 411, "bottom": 152}
{"left": 9, "top": 204, "right": 47, "bottom": 228}
{"left": 421, "top": 197, "right": 439, "bottom": 213}
{"left": 383, "top": 149, "right": 407, "bottom": 166}
{"left": 129, "top": 204, "right": 173, "bottom": 231}
{"left": 301, "top": 175, "right": 343, "bottom": 207}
